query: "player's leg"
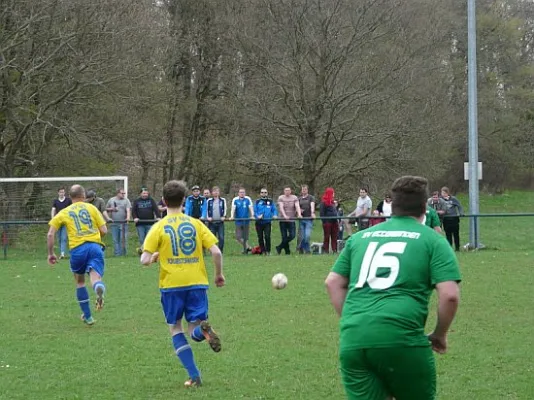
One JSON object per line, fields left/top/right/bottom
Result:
{"left": 162, "top": 291, "right": 202, "bottom": 387}
{"left": 73, "top": 272, "right": 94, "bottom": 324}
{"left": 87, "top": 243, "right": 106, "bottom": 311}
{"left": 366, "top": 347, "right": 436, "bottom": 400}
{"left": 186, "top": 289, "right": 221, "bottom": 353}
{"left": 69, "top": 246, "right": 94, "bottom": 324}
{"left": 339, "top": 348, "right": 391, "bottom": 400}
{"left": 122, "top": 223, "right": 128, "bottom": 255}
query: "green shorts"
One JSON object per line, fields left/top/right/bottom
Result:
{"left": 339, "top": 346, "right": 436, "bottom": 400}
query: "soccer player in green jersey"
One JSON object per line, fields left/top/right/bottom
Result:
{"left": 424, "top": 205, "right": 442, "bottom": 233}
{"left": 325, "top": 176, "right": 461, "bottom": 400}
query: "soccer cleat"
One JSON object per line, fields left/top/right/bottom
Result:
{"left": 184, "top": 376, "right": 202, "bottom": 388}
{"left": 95, "top": 286, "right": 104, "bottom": 311}
{"left": 200, "top": 320, "right": 221, "bottom": 353}
{"left": 81, "top": 314, "right": 95, "bottom": 326}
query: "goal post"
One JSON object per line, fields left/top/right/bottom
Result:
{"left": 0, "top": 176, "right": 128, "bottom": 259}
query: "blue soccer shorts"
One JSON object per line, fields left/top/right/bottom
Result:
{"left": 69, "top": 242, "right": 105, "bottom": 277}
{"left": 160, "top": 289, "right": 209, "bottom": 325}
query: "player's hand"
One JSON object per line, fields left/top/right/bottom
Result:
{"left": 134, "top": 218, "right": 139, "bottom": 223}
{"left": 428, "top": 332, "right": 447, "bottom": 354}
{"left": 207, "top": 217, "right": 212, "bottom": 222}
{"left": 215, "top": 274, "right": 225, "bottom": 287}
{"left": 150, "top": 252, "right": 160, "bottom": 264}
{"left": 48, "top": 254, "right": 58, "bottom": 266}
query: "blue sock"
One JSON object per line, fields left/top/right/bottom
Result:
{"left": 172, "top": 333, "right": 200, "bottom": 379}
{"left": 92, "top": 281, "right": 106, "bottom": 295}
{"left": 76, "top": 287, "right": 91, "bottom": 320}
{"left": 191, "top": 326, "right": 205, "bottom": 343}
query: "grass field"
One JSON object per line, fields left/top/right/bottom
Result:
{"left": 1, "top": 191, "right": 534, "bottom": 399}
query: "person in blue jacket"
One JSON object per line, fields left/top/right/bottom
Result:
{"left": 254, "top": 188, "right": 278, "bottom": 255}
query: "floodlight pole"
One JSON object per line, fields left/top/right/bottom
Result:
{"left": 467, "top": 0, "right": 481, "bottom": 249}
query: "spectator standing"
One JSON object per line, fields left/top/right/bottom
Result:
{"left": 184, "top": 185, "right": 206, "bottom": 219}
{"left": 203, "top": 186, "right": 227, "bottom": 253}
{"left": 297, "top": 185, "right": 316, "bottom": 254}
{"left": 376, "top": 193, "right": 393, "bottom": 217}
{"left": 106, "top": 188, "right": 131, "bottom": 256}
{"left": 158, "top": 196, "right": 168, "bottom": 218}
{"left": 320, "top": 188, "right": 339, "bottom": 253}
{"left": 441, "top": 187, "right": 464, "bottom": 251}
{"left": 427, "top": 191, "right": 447, "bottom": 226}
{"left": 345, "top": 188, "right": 372, "bottom": 235}
{"left": 276, "top": 186, "right": 301, "bottom": 255}
{"left": 51, "top": 187, "right": 72, "bottom": 259}
{"left": 254, "top": 188, "right": 278, "bottom": 255}
{"left": 230, "top": 187, "right": 255, "bottom": 253}
{"left": 132, "top": 188, "right": 160, "bottom": 253}
{"left": 86, "top": 189, "right": 112, "bottom": 222}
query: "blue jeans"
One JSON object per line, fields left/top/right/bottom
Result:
{"left": 299, "top": 220, "right": 313, "bottom": 253}
{"left": 136, "top": 224, "right": 153, "bottom": 247}
{"left": 208, "top": 221, "right": 225, "bottom": 253}
{"left": 111, "top": 223, "right": 128, "bottom": 256}
{"left": 56, "top": 225, "right": 68, "bottom": 255}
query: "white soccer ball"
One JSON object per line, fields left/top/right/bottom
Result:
{"left": 271, "top": 273, "right": 288, "bottom": 290}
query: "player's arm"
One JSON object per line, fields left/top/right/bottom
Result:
{"left": 51, "top": 207, "right": 56, "bottom": 219}
{"left": 310, "top": 200, "right": 316, "bottom": 218}
{"left": 325, "top": 239, "right": 352, "bottom": 316}
{"left": 248, "top": 203, "right": 255, "bottom": 220}
{"left": 47, "top": 215, "right": 62, "bottom": 264}
{"left": 431, "top": 212, "right": 442, "bottom": 233}
{"left": 140, "top": 223, "right": 160, "bottom": 265}
{"left": 325, "top": 272, "right": 349, "bottom": 316}
{"left": 47, "top": 225, "right": 57, "bottom": 257}
{"left": 429, "top": 281, "right": 460, "bottom": 354}
{"left": 208, "top": 244, "right": 225, "bottom": 287}
{"left": 428, "top": 238, "right": 461, "bottom": 353}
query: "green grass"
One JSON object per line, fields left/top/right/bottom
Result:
{"left": 1, "top": 190, "right": 534, "bottom": 399}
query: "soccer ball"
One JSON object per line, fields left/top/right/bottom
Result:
{"left": 271, "top": 273, "right": 288, "bottom": 290}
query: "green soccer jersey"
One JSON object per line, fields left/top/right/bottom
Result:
{"left": 424, "top": 206, "right": 441, "bottom": 229}
{"left": 332, "top": 216, "right": 461, "bottom": 350}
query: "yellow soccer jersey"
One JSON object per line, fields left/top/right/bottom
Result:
{"left": 49, "top": 202, "right": 106, "bottom": 250}
{"left": 143, "top": 213, "right": 218, "bottom": 290}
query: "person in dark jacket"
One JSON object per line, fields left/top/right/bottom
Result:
{"left": 320, "top": 187, "right": 339, "bottom": 253}
{"left": 132, "top": 188, "right": 160, "bottom": 253}
{"left": 254, "top": 188, "right": 278, "bottom": 255}
{"left": 440, "top": 186, "right": 464, "bottom": 251}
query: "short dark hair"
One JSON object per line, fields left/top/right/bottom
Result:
{"left": 69, "top": 184, "right": 85, "bottom": 200}
{"left": 360, "top": 187, "right": 368, "bottom": 193}
{"left": 163, "top": 180, "right": 188, "bottom": 208}
{"left": 58, "top": 187, "right": 65, "bottom": 192}
{"left": 391, "top": 176, "right": 428, "bottom": 217}
{"left": 432, "top": 191, "right": 439, "bottom": 196}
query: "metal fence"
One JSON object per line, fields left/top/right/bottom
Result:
{"left": 1, "top": 213, "right": 531, "bottom": 260}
